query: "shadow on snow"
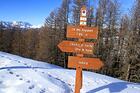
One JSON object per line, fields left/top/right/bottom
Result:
{"left": 87, "top": 82, "right": 140, "bottom": 93}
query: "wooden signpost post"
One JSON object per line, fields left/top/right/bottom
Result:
{"left": 58, "top": 5, "right": 104, "bottom": 93}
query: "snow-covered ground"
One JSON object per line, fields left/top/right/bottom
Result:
{"left": 0, "top": 51, "right": 140, "bottom": 93}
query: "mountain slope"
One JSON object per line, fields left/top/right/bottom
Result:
{"left": 0, "top": 21, "right": 32, "bottom": 29}
{"left": 0, "top": 52, "right": 140, "bottom": 93}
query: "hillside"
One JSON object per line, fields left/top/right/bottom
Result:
{"left": 0, "top": 51, "right": 140, "bottom": 93}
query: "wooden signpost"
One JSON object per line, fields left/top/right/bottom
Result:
{"left": 58, "top": 40, "right": 95, "bottom": 54}
{"left": 67, "top": 26, "right": 98, "bottom": 39}
{"left": 68, "top": 56, "right": 104, "bottom": 70}
{"left": 58, "top": 5, "right": 104, "bottom": 93}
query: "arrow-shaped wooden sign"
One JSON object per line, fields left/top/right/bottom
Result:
{"left": 58, "top": 40, "right": 95, "bottom": 54}
{"left": 68, "top": 56, "right": 104, "bottom": 70}
{"left": 67, "top": 26, "right": 98, "bottom": 39}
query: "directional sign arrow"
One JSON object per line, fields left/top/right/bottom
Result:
{"left": 68, "top": 56, "right": 104, "bottom": 70}
{"left": 67, "top": 26, "right": 98, "bottom": 39}
{"left": 58, "top": 40, "right": 95, "bottom": 54}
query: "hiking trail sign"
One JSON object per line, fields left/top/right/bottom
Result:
{"left": 58, "top": 40, "right": 95, "bottom": 54}
{"left": 67, "top": 26, "right": 98, "bottom": 39}
{"left": 68, "top": 56, "right": 103, "bottom": 70}
{"left": 58, "top": 5, "right": 104, "bottom": 93}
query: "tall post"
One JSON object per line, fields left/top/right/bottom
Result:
{"left": 75, "top": 5, "right": 87, "bottom": 93}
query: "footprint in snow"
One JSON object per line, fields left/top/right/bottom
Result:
{"left": 68, "top": 83, "right": 72, "bottom": 86}
{"left": 28, "top": 85, "right": 35, "bottom": 89}
{"left": 16, "top": 74, "right": 20, "bottom": 77}
{"left": 0, "top": 81, "right": 3, "bottom": 84}
{"left": 19, "top": 78, "right": 23, "bottom": 80}
{"left": 94, "top": 80, "right": 99, "bottom": 84}
{"left": 48, "top": 74, "right": 51, "bottom": 77}
{"left": 39, "top": 88, "right": 46, "bottom": 93}
{"left": 24, "top": 63, "right": 27, "bottom": 65}
{"left": 7, "top": 69, "right": 11, "bottom": 71}
{"left": 26, "top": 80, "right": 31, "bottom": 83}
{"left": 9, "top": 71, "right": 14, "bottom": 74}
{"left": 18, "top": 61, "right": 21, "bottom": 63}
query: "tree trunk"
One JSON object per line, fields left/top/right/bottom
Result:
{"left": 125, "top": 63, "right": 131, "bottom": 81}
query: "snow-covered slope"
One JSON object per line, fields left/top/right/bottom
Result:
{"left": 0, "top": 52, "right": 140, "bottom": 93}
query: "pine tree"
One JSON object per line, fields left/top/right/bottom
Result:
{"left": 96, "top": 0, "right": 121, "bottom": 77}
{"left": 126, "top": 0, "right": 140, "bottom": 82}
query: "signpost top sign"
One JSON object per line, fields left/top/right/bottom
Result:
{"left": 67, "top": 25, "right": 98, "bottom": 39}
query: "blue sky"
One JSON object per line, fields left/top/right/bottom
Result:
{"left": 121, "top": 0, "right": 134, "bottom": 13}
{"left": 0, "top": 0, "right": 134, "bottom": 26}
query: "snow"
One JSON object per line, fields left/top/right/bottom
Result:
{"left": 0, "top": 51, "right": 140, "bottom": 93}
{"left": 31, "top": 24, "right": 43, "bottom": 28}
